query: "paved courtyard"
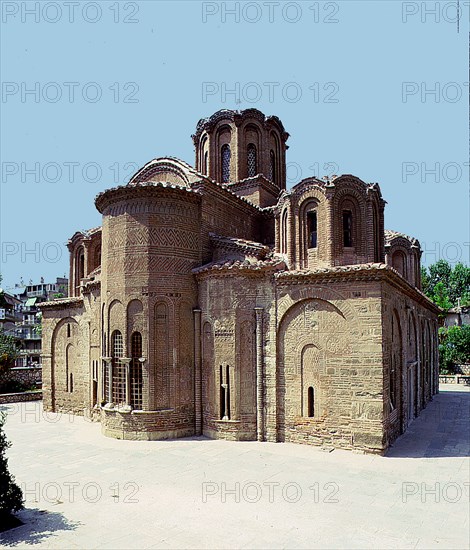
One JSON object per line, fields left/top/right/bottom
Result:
{"left": 1, "top": 385, "right": 469, "bottom": 549}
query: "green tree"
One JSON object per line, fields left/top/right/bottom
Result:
{"left": 428, "top": 259, "right": 452, "bottom": 290}
{"left": 0, "top": 331, "right": 20, "bottom": 376}
{"left": 0, "top": 412, "right": 24, "bottom": 522}
{"left": 420, "top": 265, "right": 431, "bottom": 296}
{"left": 449, "top": 263, "right": 470, "bottom": 306}
{"left": 438, "top": 324, "right": 470, "bottom": 373}
{"left": 422, "top": 260, "right": 470, "bottom": 308}
{"left": 431, "top": 282, "right": 452, "bottom": 314}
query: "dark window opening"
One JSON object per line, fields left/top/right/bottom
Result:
{"left": 390, "top": 359, "right": 396, "bottom": 410}
{"left": 111, "top": 330, "right": 125, "bottom": 405}
{"left": 221, "top": 144, "right": 231, "bottom": 183}
{"left": 204, "top": 151, "right": 208, "bottom": 174}
{"left": 130, "top": 332, "right": 143, "bottom": 410}
{"left": 269, "top": 150, "right": 276, "bottom": 184}
{"left": 69, "top": 373, "right": 74, "bottom": 393}
{"left": 307, "top": 211, "right": 317, "bottom": 249}
{"left": 79, "top": 253, "right": 85, "bottom": 279}
{"left": 220, "top": 364, "right": 231, "bottom": 420}
{"left": 247, "top": 143, "right": 257, "bottom": 178}
{"left": 308, "top": 386, "right": 314, "bottom": 417}
{"left": 67, "top": 323, "right": 71, "bottom": 338}
{"left": 343, "top": 211, "right": 353, "bottom": 247}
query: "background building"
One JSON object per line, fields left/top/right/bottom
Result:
{"left": 7, "top": 278, "right": 68, "bottom": 368}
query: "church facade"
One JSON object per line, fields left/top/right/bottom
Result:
{"left": 39, "top": 109, "right": 440, "bottom": 454}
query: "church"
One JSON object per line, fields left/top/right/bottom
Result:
{"left": 39, "top": 109, "right": 440, "bottom": 454}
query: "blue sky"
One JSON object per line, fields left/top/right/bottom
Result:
{"left": 1, "top": 0, "right": 468, "bottom": 289}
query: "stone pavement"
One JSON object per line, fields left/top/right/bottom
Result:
{"left": 0, "top": 385, "right": 469, "bottom": 549}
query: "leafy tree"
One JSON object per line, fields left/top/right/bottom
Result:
{"left": 422, "top": 260, "right": 470, "bottom": 308}
{"left": 438, "top": 324, "right": 470, "bottom": 373}
{"left": 0, "top": 331, "right": 20, "bottom": 376}
{"left": 449, "top": 263, "right": 470, "bottom": 306}
{"left": 428, "top": 259, "right": 452, "bottom": 287}
{"left": 431, "top": 282, "right": 452, "bottom": 314}
{"left": 420, "top": 266, "right": 431, "bottom": 296}
{"left": 0, "top": 412, "right": 24, "bottom": 522}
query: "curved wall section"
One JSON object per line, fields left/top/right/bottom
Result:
{"left": 96, "top": 184, "right": 201, "bottom": 439}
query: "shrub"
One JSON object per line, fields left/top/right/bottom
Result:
{"left": 0, "top": 412, "right": 24, "bottom": 522}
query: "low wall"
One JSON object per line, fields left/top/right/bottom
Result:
{"left": 0, "top": 366, "right": 42, "bottom": 390}
{"left": 439, "top": 375, "right": 470, "bottom": 385}
{"left": 0, "top": 390, "right": 43, "bottom": 404}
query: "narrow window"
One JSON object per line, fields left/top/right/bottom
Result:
{"left": 281, "top": 209, "right": 288, "bottom": 254}
{"left": 220, "top": 364, "right": 230, "bottom": 420}
{"left": 373, "top": 208, "right": 380, "bottom": 262}
{"left": 307, "top": 211, "right": 317, "bottom": 249}
{"left": 226, "top": 364, "right": 230, "bottom": 420}
{"left": 308, "top": 386, "right": 314, "bottom": 417}
{"left": 204, "top": 150, "right": 208, "bottom": 174}
{"left": 111, "top": 330, "right": 125, "bottom": 405}
{"left": 247, "top": 143, "right": 257, "bottom": 177}
{"left": 66, "top": 344, "right": 72, "bottom": 392}
{"left": 219, "top": 365, "right": 224, "bottom": 419}
{"left": 130, "top": 332, "right": 143, "bottom": 410}
{"left": 269, "top": 150, "right": 276, "bottom": 183}
{"left": 79, "top": 252, "right": 85, "bottom": 279}
{"left": 69, "top": 373, "right": 74, "bottom": 393}
{"left": 343, "top": 211, "right": 353, "bottom": 247}
{"left": 221, "top": 144, "right": 231, "bottom": 183}
{"left": 390, "top": 356, "right": 396, "bottom": 411}
{"left": 67, "top": 323, "right": 71, "bottom": 338}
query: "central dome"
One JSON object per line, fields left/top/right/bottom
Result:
{"left": 192, "top": 108, "right": 289, "bottom": 189}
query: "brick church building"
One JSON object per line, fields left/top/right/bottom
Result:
{"left": 39, "top": 109, "right": 440, "bottom": 453}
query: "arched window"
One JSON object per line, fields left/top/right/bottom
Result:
{"left": 269, "top": 150, "right": 276, "bottom": 183}
{"left": 373, "top": 207, "right": 380, "bottom": 262}
{"left": 200, "top": 136, "right": 208, "bottom": 172}
{"left": 77, "top": 248, "right": 85, "bottom": 280}
{"left": 220, "top": 364, "right": 230, "bottom": 420}
{"left": 111, "top": 330, "right": 125, "bottom": 405}
{"left": 75, "top": 246, "right": 85, "bottom": 295}
{"left": 281, "top": 209, "right": 288, "bottom": 254}
{"left": 307, "top": 386, "right": 314, "bottom": 417}
{"left": 93, "top": 244, "right": 101, "bottom": 270}
{"left": 307, "top": 211, "right": 317, "bottom": 249}
{"left": 204, "top": 151, "right": 208, "bottom": 174}
{"left": 66, "top": 344, "right": 71, "bottom": 392}
{"left": 342, "top": 211, "right": 353, "bottom": 247}
{"left": 247, "top": 143, "right": 257, "bottom": 177}
{"left": 221, "top": 144, "right": 231, "bottom": 183}
{"left": 392, "top": 250, "right": 407, "bottom": 278}
{"left": 130, "top": 332, "right": 143, "bottom": 410}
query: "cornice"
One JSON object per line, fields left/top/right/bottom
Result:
{"left": 95, "top": 181, "right": 202, "bottom": 214}
{"left": 37, "top": 297, "right": 84, "bottom": 311}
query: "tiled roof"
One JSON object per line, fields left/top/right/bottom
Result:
{"left": 209, "top": 233, "right": 270, "bottom": 256}
{"left": 193, "top": 256, "right": 285, "bottom": 275}
{"left": 37, "top": 297, "right": 83, "bottom": 310}
{"left": 276, "top": 263, "right": 389, "bottom": 278}
{"left": 385, "top": 229, "right": 420, "bottom": 247}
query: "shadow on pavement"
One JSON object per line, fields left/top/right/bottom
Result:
{"left": 0, "top": 508, "right": 80, "bottom": 547}
{"left": 386, "top": 389, "right": 470, "bottom": 458}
